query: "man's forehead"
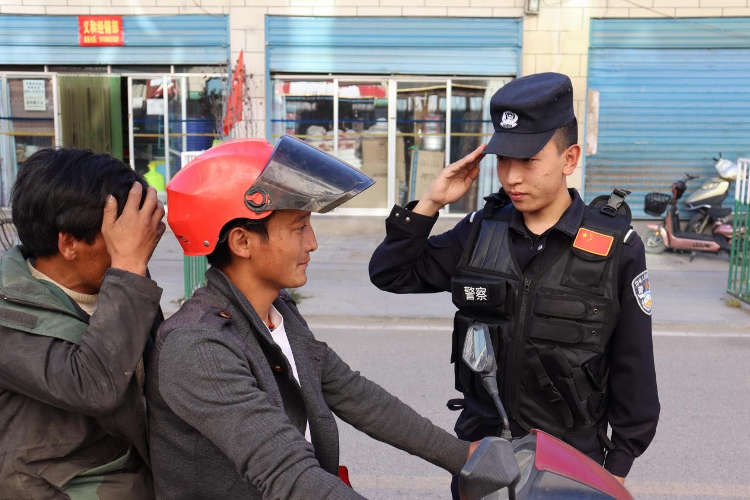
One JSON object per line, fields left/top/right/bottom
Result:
{"left": 288, "top": 210, "right": 311, "bottom": 223}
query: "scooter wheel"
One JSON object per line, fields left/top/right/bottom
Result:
{"left": 645, "top": 232, "right": 667, "bottom": 254}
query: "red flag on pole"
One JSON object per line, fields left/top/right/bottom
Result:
{"left": 223, "top": 50, "right": 245, "bottom": 137}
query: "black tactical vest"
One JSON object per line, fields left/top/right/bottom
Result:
{"left": 450, "top": 190, "right": 632, "bottom": 439}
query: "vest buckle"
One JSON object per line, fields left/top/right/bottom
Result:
{"left": 600, "top": 188, "right": 631, "bottom": 217}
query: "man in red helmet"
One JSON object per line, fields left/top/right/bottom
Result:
{"left": 146, "top": 136, "right": 481, "bottom": 499}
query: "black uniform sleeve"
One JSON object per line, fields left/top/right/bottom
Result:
{"left": 368, "top": 203, "right": 473, "bottom": 294}
{"left": 604, "top": 232, "right": 660, "bottom": 477}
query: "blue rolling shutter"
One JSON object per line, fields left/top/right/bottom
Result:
{"left": 0, "top": 15, "right": 229, "bottom": 65}
{"left": 585, "top": 18, "right": 750, "bottom": 218}
{"left": 266, "top": 16, "right": 522, "bottom": 76}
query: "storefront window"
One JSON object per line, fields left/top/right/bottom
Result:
{"left": 0, "top": 69, "right": 224, "bottom": 205}
{"left": 396, "top": 82, "right": 447, "bottom": 207}
{"left": 131, "top": 74, "right": 222, "bottom": 194}
{"left": 0, "top": 76, "right": 55, "bottom": 185}
{"left": 131, "top": 77, "right": 165, "bottom": 179}
{"left": 268, "top": 76, "right": 513, "bottom": 214}
{"left": 449, "top": 79, "right": 508, "bottom": 213}
{"left": 168, "top": 75, "right": 224, "bottom": 179}
{"left": 338, "top": 81, "right": 388, "bottom": 209}
{"left": 271, "top": 79, "right": 334, "bottom": 149}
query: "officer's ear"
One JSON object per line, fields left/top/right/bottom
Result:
{"left": 562, "top": 144, "right": 581, "bottom": 176}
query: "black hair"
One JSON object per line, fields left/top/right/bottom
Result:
{"left": 11, "top": 148, "right": 148, "bottom": 258}
{"left": 552, "top": 117, "right": 578, "bottom": 154}
{"left": 206, "top": 216, "right": 272, "bottom": 269}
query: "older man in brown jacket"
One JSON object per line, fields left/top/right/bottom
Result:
{"left": 0, "top": 148, "right": 165, "bottom": 499}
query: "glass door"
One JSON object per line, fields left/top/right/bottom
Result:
{"left": 129, "top": 76, "right": 167, "bottom": 182}
{"left": 337, "top": 80, "right": 389, "bottom": 209}
{"left": 128, "top": 73, "right": 223, "bottom": 202}
{"left": 396, "top": 81, "right": 448, "bottom": 208}
{"left": 449, "top": 79, "right": 510, "bottom": 213}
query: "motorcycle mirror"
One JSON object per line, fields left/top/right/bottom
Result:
{"left": 462, "top": 323, "right": 512, "bottom": 440}
{"left": 458, "top": 437, "right": 521, "bottom": 500}
{"left": 462, "top": 322, "right": 495, "bottom": 375}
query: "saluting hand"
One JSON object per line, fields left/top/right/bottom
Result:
{"left": 101, "top": 182, "right": 166, "bottom": 277}
{"left": 413, "top": 144, "right": 486, "bottom": 216}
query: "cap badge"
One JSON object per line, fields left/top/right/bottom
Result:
{"left": 500, "top": 111, "right": 518, "bottom": 129}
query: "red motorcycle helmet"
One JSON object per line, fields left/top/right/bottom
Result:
{"left": 167, "top": 135, "right": 374, "bottom": 256}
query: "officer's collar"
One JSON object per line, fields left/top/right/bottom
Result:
{"left": 509, "top": 188, "right": 584, "bottom": 238}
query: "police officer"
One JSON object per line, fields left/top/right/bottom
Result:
{"left": 369, "top": 72, "right": 660, "bottom": 488}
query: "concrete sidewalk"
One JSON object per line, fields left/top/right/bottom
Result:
{"left": 150, "top": 214, "right": 750, "bottom": 330}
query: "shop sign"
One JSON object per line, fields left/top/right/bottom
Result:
{"left": 23, "top": 80, "right": 46, "bottom": 111}
{"left": 78, "top": 16, "right": 124, "bottom": 46}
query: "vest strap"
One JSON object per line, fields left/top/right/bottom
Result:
{"left": 446, "top": 398, "right": 466, "bottom": 411}
{"left": 600, "top": 188, "right": 631, "bottom": 217}
{"left": 528, "top": 352, "right": 574, "bottom": 429}
{"left": 598, "top": 425, "right": 616, "bottom": 452}
{"left": 571, "top": 366, "right": 592, "bottom": 401}
{"left": 455, "top": 411, "right": 483, "bottom": 436}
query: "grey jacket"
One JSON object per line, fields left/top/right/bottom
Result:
{"left": 0, "top": 246, "right": 162, "bottom": 499}
{"left": 147, "top": 267, "right": 469, "bottom": 499}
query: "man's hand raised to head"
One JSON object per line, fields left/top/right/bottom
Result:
{"left": 412, "top": 143, "right": 486, "bottom": 217}
{"left": 101, "top": 182, "right": 166, "bottom": 277}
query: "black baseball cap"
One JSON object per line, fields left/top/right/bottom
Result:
{"left": 485, "top": 72, "right": 575, "bottom": 159}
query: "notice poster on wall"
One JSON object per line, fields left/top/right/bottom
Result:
{"left": 146, "top": 99, "right": 165, "bottom": 116}
{"left": 23, "top": 80, "right": 46, "bottom": 111}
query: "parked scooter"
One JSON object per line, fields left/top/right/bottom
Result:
{"left": 643, "top": 173, "right": 737, "bottom": 259}
{"left": 457, "top": 323, "right": 633, "bottom": 500}
{"left": 682, "top": 154, "right": 738, "bottom": 234}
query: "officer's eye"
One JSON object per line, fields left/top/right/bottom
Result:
{"left": 296, "top": 224, "right": 308, "bottom": 232}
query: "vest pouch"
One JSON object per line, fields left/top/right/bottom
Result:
{"left": 530, "top": 348, "right": 595, "bottom": 429}
{"left": 451, "top": 277, "right": 513, "bottom": 316}
{"left": 561, "top": 242, "right": 613, "bottom": 296}
{"left": 525, "top": 350, "right": 574, "bottom": 429}
{"left": 531, "top": 289, "right": 610, "bottom": 350}
{"left": 540, "top": 348, "right": 595, "bottom": 426}
{"left": 583, "top": 352, "right": 610, "bottom": 419}
{"left": 452, "top": 311, "right": 504, "bottom": 399}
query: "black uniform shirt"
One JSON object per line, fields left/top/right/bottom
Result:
{"left": 369, "top": 189, "right": 660, "bottom": 478}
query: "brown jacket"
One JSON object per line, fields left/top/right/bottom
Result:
{"left": 0, "top": 247, "right": 162, "bottom": 499}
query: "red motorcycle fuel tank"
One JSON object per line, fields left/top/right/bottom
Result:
{"left": 503, "top": 430, "right": 634, "bottom": 500}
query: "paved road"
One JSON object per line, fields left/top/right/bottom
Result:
{"left": 310, "top": 321, "right": 750, "bottom": 500}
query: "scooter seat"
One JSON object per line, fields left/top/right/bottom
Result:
{"left": 707, "top": 207, "right": 732, "bottom": 219}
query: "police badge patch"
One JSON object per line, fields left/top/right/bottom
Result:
{"left": 631, "top": 270, "right": 652, "bottom": 316}
{"left": 500, "top": 111, "right": 518, "bottom": 129}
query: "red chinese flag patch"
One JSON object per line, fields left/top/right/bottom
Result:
{"left": 573, "top": 228, "right": 614, "bottom": 256}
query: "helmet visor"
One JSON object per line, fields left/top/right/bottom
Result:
{"left": 245, "top": 134, "right": 374, "bottom": 214}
